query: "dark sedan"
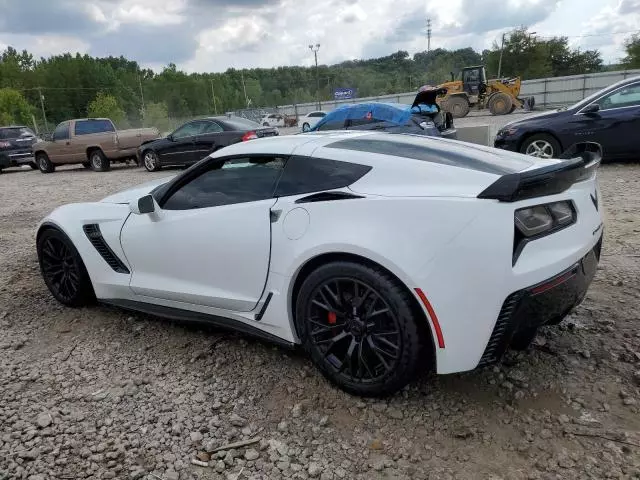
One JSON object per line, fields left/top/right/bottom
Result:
{"left": 138, "top": 116, "right": 278, "bottom": 171}
{"left": 0, "top": 126, "right": 39, "bottom": 172}
{"left": 494, "top": 76, "right": 640, "bottom": 161}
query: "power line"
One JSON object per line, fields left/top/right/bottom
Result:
{"left": 535, "top": 30, "right": 639, "bottom": 39}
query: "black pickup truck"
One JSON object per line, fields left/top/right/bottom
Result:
{"left": 0, "top": 126, "right": 38, "bottom": 172}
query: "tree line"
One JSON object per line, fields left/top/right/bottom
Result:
{"left": 0, "top": 27, "right": 638, "bottom": 132}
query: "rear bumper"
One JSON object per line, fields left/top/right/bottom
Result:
{"left": 478, "top": 233, "right": 602, "bottom": 366}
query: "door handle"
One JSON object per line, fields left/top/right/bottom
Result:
{"left": 66, "top": 141, "right": 70, "bottom": 145}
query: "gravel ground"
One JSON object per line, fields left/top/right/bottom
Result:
{"left": 1, "top": 141, "right": 640, "bottom": 479}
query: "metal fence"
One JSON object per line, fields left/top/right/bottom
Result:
{"left": 276, "top": 69, "right": 640, "bottom": 115}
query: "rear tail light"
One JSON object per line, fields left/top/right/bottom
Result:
{"left": 242, "top": 131, "right": 258, "bottom": 142}
{"left": 513, "top": 200, "right": 576, "bottom": 265}
{"left": 515, "top": 201, "right": 575, "bottom": 237}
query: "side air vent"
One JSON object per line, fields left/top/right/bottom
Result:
{"left": 478, "top": 291, "right": 524, "bottom": 366}
{"left": 295, "top": 191, "right": 364, "bottom": 204}
{"left": 82, "top": 224, "right": 130, "bottom": 274}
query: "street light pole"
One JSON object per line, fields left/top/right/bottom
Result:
{"left": 309, "top": 44, "right": 321, "bottom": 110}
{"left": 497, "top": 33, "right": 506, "bottom": 79}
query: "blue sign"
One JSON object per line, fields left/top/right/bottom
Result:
{"left": 334, "top": 87, "right": 357, "bottom": 100}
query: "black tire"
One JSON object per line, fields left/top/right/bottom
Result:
{"left": 519, "top": 133, "right": 562, "bottom": 159}
{"left": 443, "top": 96, "right": 470, "bottom": 118}
{"left": 142, "top": 150, "right": 161, "bottom": 172}
{"left": 302, "top": 123, "right": 311, "bottom": 132}
{"left": 37, "top": 228, "right": 95, "bottom": 307}
{"left": 295, "top": 261, "right": 430, "bottom": 397}
{"left": 28, "top": 161, "right": 38, "bottom": 170}
{"left": 36, "top": 152, "right": 55, "bottom": 173}
{"left": 82, "top": 161, "right": 91, "bottom": 169}
{"left": 488, "top": 93, "right": 513, "bottom": 115}
{"left": 89, "top": 149, "right": 110, "bottom": 172}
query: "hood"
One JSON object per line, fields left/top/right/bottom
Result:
{"left": 501, "top": 109, "right": 563, "bottom": 129}
{"left": 101, "top": 176, "right": 173, "bottom": 204}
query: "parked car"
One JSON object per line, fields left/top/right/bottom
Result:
{"left": 137, "top": 116, "right": 278, "bottom": 172}
{"left": 260, "top": 113, "right": 285, "bottom": 127}
{"left": 32, "top": 118, "right": 159, "bottom": 173}
{"left": 300, "top": 111, "right": 327, "bottom": 132}
{"left": 0, "top": 126, "right": 39, "bottom": 172}
{"left": 310, "top": 101, "right": 456, "bottom": 139}
{"left": 36, "top": 131, "right": 603, "bottom": 396}
{"left": 494, "top": 76, "right": 640, "bottom": 160}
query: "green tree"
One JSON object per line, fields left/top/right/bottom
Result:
{"left": 0, "top": 87, "right": 33, "bottom": 125}
{"left": 622, "top": 35, "right": 640, "bottom": 69}
{"left": 484, "top": 27, "right": 602, "bottom": 80}
{"left": 87, "top": 92, "right": 126, "bottom": 126}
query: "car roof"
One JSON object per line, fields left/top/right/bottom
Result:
{"left": 211, "top": 131, "right": 536, "bottom": 174}
{"left": 0, "top": 125, "right": 29, "bottom": 129}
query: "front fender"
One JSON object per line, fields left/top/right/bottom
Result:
{"left": 37, "top": 203, "right": 133, "bottom": 299}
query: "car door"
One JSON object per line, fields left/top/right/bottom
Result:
{"left": 119, "top": 155, "right": 286, "bottom": 312}
{"left": 159, "top": 120, "right": 207, "bottom": 165}
{"left": 592, "top": 81, "right": 640, "bottom": 158}
{"left": 48, "top": 122, "right": 73, "bottom": 163}
{"left": 570, "top": 81, "right": 640, "bottom": 159}
{"left": 191, "top": 120, "right": 224, "bottom": 163}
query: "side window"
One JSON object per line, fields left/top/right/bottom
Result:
{"left": 162, "top": 156, "right": 286, "bottom": 210}
{"left": 53, "top": 123, "right": 70, "bottom": 141}
{"left": 274, "top": 156, "right": 371, "bottom": 197}
{"left": 596, "top": 83, "right": 640, "bottom": 110}
{"left": 308, "top": 112, "right": 324, "bottom": 118}
{"left": 201, "top": 121, "right": 223, "bottom": 133}
{"left": 172, "top": 121, "right": 206, "bottom": 140}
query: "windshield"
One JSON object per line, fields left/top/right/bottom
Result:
{"left": 0, "top": 127, "right": 35, "bottom": 139}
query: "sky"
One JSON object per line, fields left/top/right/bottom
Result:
{"left": 0, "top": 0, "right": 638, "bottom": 73}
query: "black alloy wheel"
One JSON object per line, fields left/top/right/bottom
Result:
{"left": 38, "top": 229, "right": 94, "bottom": 307}
{"left": 296, "top": 262, "right": 428, "bottom": 396}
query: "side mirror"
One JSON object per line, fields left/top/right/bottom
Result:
{"left": 582, "top": 103, "right": 600, "bottom": 115}
{"left": 167, "top": 134, "right": 174, "bottom": 141}
{"left": 129, "top": 194, "right": 156, "bottom": 215}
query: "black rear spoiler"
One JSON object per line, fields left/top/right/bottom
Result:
{"left": 478, "top": 142, "right": 602, "bottom": 202}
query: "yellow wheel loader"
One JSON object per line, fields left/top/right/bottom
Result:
{"left": 436, "top": 65, "right": 535, "bottom": 118}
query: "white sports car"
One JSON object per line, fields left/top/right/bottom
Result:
{"left": 36, "top": 132, "right": 604, "bottom": 396}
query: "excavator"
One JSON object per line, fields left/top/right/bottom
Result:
{"left": 436, "top": 65, "right": 535, "bottom": 118}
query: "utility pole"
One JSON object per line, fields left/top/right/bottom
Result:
{"left": 309, "top": 44, "right": 321, "bottom": 110}
{"left": 138, "top": 73, "right": 146, "bottom": 125}
{"left": 497, "top": 33, "right": 506, "bottom": 79}
{"left": 210, "top": 79, "right": 218, "bottom": 114}
{"left": 426, "top": 18, "right": 432, "bottom": 53}
{"left": 37, "top": 87, "right": 48, "bottom": 133}
{"left": 241, "top": 70, "right": 249, "bottom": 108}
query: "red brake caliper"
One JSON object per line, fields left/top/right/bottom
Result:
{"left": 327, "top": 311, "right": 337, "bottom": 325}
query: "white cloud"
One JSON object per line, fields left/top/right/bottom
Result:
{"left": 0, "top": 0, "right": 636, "bottom": 71}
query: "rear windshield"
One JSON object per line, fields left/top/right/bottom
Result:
{"left": 327, "top": 134, "right": 533, "bottom": 175}
{"left": 222, "top": 117, "right": 261, "bottom": 130}
{"left": 0, "top": 127, "right": 35, "bottom": 139}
